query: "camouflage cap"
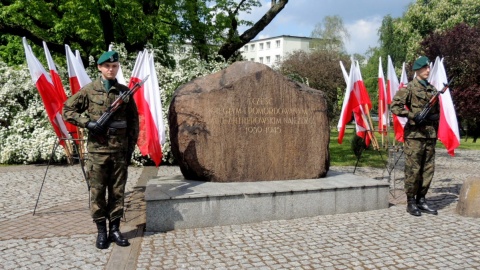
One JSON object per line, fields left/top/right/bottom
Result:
{"left": 412, "top": 56, "right": 430, "bottom": 71}
{"left": 97, "top": 51, "right": 119, "bottom": 64}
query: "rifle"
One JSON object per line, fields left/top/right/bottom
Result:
{"left": 414, "top": 77, "right": 454, "bottom": 125}
{"left": 96, "top": 75, "right": 149, "bottom": 129}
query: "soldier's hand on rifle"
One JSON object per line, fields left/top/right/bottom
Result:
{"left": 86, "top": 121, "right": 106, "bottom": 134}
{"left": 427, "top": 113, "right": 440, "bottom": 121}
{"left": 413, "top": 113, "right": 424, "bottom": 125}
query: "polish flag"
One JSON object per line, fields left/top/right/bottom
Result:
{"left": 378, "top": 57, "right": 388, "bottom": 134}
{"left": 337, "top": 60, "right": 372, "bottom": 146}
{"left": 65, "top": 45, "right": 91, "bottom": 95}
{"left": 391, "top": 63, "right": 409, "bottom": 142}
{"left": 399, "top": 62, "right": 409, "bottom": 88}
{"left": 23, "top": 38, "right": 70, "bottom": 144}
{"left": 353, "top": 61, "right": 373, "bottom": 146}
{"left": 129, "top": 50, "right": 164, "bottom": 166}
{"left": 75, "top": 50, "right": 85, "bottom": 69}
{"left": 387, "top": 56, "right": 402, "bottom": 143}
{"left": 43, "top": 42, "right": 78, "bottom": 137}
{"left": 386, "top": 56, "right": 398, "bottom": 104}
{"left": 108, "top": 44, "right": 127, "bottom": 85}
{"left": 337, "top": 61, "right": 352, "bottom": 144}
{"left": 429, "top": 57, "right": 460, "bottom": 156}
{"left": 43, "top": 42, "right": 67, "bottom": 102}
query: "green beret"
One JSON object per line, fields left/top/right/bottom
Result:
{"left": 412, "top": 56, "right": 430, "bottom": 71}
{"left": 97, "top": 51, "right": 119, "bottom": 64}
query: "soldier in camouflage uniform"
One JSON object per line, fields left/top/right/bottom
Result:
{"left": 391, "top": 56, "right": 439, "bottom": 217}
{"left": 63, "top": 51, "right": 139, "bottom": 249}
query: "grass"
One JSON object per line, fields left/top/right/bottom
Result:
{"left": 329, "top": 127, "right": 480, "bottom": 168}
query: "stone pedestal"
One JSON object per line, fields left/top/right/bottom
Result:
{"left": 457, "top": 177, "right": 480, "bottom": 217}
{"left": 145, "top": 171, "right": 390, "bottom": 232}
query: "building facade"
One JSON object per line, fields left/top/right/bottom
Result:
{"left": 240, "top": 35, "right": 314, "bottom": 67}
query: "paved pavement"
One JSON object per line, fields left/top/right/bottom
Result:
{"left": 1, "top": 149, "right": 479, "bottom": 269}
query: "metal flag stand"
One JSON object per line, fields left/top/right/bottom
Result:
{"left": 352, "top": 127, "right": 387, "bottom": 174}
{"left": 33, "top": 137, "right": 89, "bottom": 215}
{"left": 386, "top": 145, "right": 405, "bottom": 199}
{"left": 352, "top": 127, "right": 406, "bottom": 199}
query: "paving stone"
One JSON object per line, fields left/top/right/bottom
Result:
{"left": 1, "top": 149, "right": 480, "bottom": 269}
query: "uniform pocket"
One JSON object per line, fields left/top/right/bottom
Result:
{"left": 89, "top": 95, "right": 105, "bottom": 106}
{"left": 413, "top": 91, "right": 427, "bottom": 102}
{"left": 88, "top": 94, "right": 106, "bottom": 116}
{"left": 403, "top": 140, "right": 414, "bottom": 157}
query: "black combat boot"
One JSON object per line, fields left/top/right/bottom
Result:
{"left": 416, "top": 196, "right": 438, "bottom": 215}
{"left": 406, "top": 197, "right": 421, "bottom": 216}
{"left": 95, "top": 220, "right": 109, "bottom": 249}
{"left": 109, "top": 218, "right": 130, "bottom": 246}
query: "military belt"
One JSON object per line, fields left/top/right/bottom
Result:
{"left": 107, "top": 120, "right": 127, "bottom": 135}
{"left": 109, "top": 121, "right": 127, "bottom": 129}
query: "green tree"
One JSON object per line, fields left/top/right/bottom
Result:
{"left": 379, "top": 0, "right": 480, "bottom": 62}
{"left": 378, "top": 15, "right": 406, "bottom": 65}
{"left": 421, "top": 23, "right": 480, "bottom": 130}
{"left": 0, "top": 0, "right": 289, "bottom": 65}
{"left": 310, "top": 15, "right": 350, "bottom": 53}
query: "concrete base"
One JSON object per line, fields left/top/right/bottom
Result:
{"left": 145, "top": 170, "right": 390, "bottom": 232}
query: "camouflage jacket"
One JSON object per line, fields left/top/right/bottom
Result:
{"left": 390, "top": 78, "right": 439, "bottom": 139}
{"left": 62, "top": 77, "right": 139, "bottom": 154}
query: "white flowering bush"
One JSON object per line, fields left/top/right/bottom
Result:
{"left": 0, "top": 44, "right": 229, "bottom": 165}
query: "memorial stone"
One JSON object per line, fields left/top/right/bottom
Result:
{"left": 168, "top": 61, "right": 330, "bottom": 182}
{"left": 457, "top": 177, "right": 480, "bottom": 217}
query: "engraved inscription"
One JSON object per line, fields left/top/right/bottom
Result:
{"left": 211, "top": 96, "right": 315, "bottom": 134}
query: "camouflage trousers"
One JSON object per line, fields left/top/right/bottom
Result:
{"left": 403, "top": 138, "right": 437, "bottom": 198}
{"left": 86, "top": 152, "right": 128, "bottom": 222}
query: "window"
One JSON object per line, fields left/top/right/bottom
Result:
{"left": 259, "top": 43, "right": 264, "bottom": 50}
{"left": 276, "top": 40, "right": 281, "bottom": 48}
{"left": 244, "top": 46, "right": 248, "bottom": 52}
{"left": 275, "top": 55, "right": 281, "bottom": 63}
{"left": 259, "top": 57, "right": 263, "bottom": 63}
{"left": 266, "top": 42, "right": 271, "bottom": 49}
{"left": 250, "top": 44, "right": 255, "bottom": 51}
{"left": 266, "top": 56, "right": 270, "bottom": 63}
{"left": 250, "top": 58, "right": 254, "bottom": 61}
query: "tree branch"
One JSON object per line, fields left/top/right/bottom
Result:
{"left": 218, "top": 0, "right": 288, "bottom": 61}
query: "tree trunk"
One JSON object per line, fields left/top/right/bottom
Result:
{"left": 218, "top": 0, "right": 288, "bottom": 61}
{"left": 97, "top": 0, "right": 115, "bottom": 51}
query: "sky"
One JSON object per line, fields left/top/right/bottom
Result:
{"left": 239, "top": 0, "right": 415, "bottom": 55}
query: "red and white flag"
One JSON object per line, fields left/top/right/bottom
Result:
{"left": 337, "top": 61, "right": 355, "bottom": 144}
{"left": 429, "top": 57, "right": 460, "bottom": 156}
{"left": 129, "top": 50, "right": 165, "bottom": 166}
{"left": 337, "top": 60, "right": 372, "bottom": 146}
{"left": 43, "top": 42, "right": 67, "bottom": 102}
{"left": 399, "top": 62, "right": 409, "bottom": 88}
{"left": 352, "top": 61, "right": 373, "bottom": 146}
{"left": 43, "top": 42, "right": 78, "bottom": 137}
{"left": 65, "top": 45, "right": 91, "bottom": 95}
{"left": 378, "top": 57, "right": 388, "bottom": 134}
{"left": 23, "top": 38, "right": 70, "bottom": 144}
{"left": 386, "top": 56, "right": 398, "bottom": 104}
{"left": 391, "top": 62, "right": 409, "bottom": 142}
{"left": 337, "top": 61, "right": 351, "bottom": 143}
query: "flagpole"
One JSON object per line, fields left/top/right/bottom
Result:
{"left": 364, "top": 105, "right": 380, "bottom": 150}
{"left": 360, "top": 105, "right": 379, "bottom": 150}
{"left": 380, "top": 102, "right": 385, "bottom": 148}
